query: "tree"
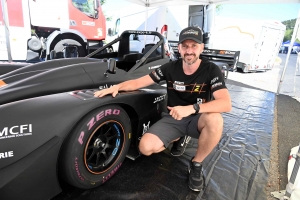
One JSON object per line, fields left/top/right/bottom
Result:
{"left": 99, "top": 0, "right": 112, "bottom": 21}
{"left": 216, "top": 5, "right": 223, "bottom": 14}
{"left": 282, "top": 18, "right": 300, "bottom": 43}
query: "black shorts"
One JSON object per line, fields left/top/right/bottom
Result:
{"left": 146, "top": 112, "right": 201, "bottom": 148}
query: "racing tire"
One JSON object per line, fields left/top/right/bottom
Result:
{"left": 59, "top": 105, "right": 131, "bottom": 189}
{"left": 53, "top": 39, "right": 86, "bottom": 58}
{"left": 107, "top": 46, "right": 114, "bottom": 53}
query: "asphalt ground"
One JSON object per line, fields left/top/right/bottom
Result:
{"left": 226, "top": 53, "right": 300, "bottom": 199}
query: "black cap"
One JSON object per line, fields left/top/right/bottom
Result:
{"left": 179, "top": 26, "right": 203, "bottom": 44}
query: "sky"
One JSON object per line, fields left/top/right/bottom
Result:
{"left": 102, "top": 1, "right": 300, "bottom": 22}
{"left": 217, "top": 3, "right": 300, "bottom": 22}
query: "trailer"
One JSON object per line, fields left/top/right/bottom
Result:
{"left": 0, "top": 0, "right": 106, "bottom": 62}
{"left": 209, "top": 17, "right": 286, "bottom": 72}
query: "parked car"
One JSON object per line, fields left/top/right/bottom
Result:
{"left": 279, "top": 46, "right": 288, "bottom": 54}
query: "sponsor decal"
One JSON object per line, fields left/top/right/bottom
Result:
{"left": 0, "top": 124, "right": 32, "bottom": 140}
{"left": 75, "top": 157, "right": 85, "bottom": 181}
{"left": 157, "top": 68, "right": 163, "bottom": 77}
{"left": 128, "top": 31, "right": 152, "bottom": 35}
{"left": 182, "top": 29, "right": 198, "bottom": 36}
{"left": 87, "top": 109, "right": 120, "bottom": 131}
{"left": 78, "top": 131, "right": 84, "bottom": 145}
{"left": 82, "top": 21, "right": 95, "bottom": 26}
{"left": 197, "top": 98, "right": 203, "bottom": 104}
{"left": 153, "top": 94, "right": 166, "bottom": 104}
{"left": 211, "top": 77, "right": 219, "bottom": 84}
{"left": 99, "top": 84, "right": 113, "bottom": 90}
{"left": 173, "top": 84, "right": 186, "bottom": 91}
{"left": 203, "top": 49, "right": 216, "bottom": 54}
{"left": 211, "top": 82, "right": 222, "bottom": 89}
{"left": 203, "top": 49, "right": 210, "bottom": 53}
{"left": 102, "top": 162, "right": 122, "bottom": 183}
{"left": 225, "top": 51, "right": 235, "bottom": 55}
{"left": 138, "top": 121, "right": 150, "bottom": 140}
{"left": 193, "top": 85, "right": 201, "bottom": 92}
{"left": 151, "top": 71, "right": 160, "bottom": 81}
{"left": 143, "top": 121, "right": 150, "bottom": 134}
{"left": 173, "top": 81, "right": 186, "bottom": 91}
{"left": 148, "top": 65, "right": 161, "bottom": 70}
{"left": 174, "top": 81, "right": 184, "bottom": 84}
{"left": 0, "top": 151, "right": 14, "bottom": 159}
{"left": 219, "top": 50, "right": 235, "bottom": 55}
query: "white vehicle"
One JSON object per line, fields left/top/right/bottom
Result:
{"left": 208, "top": 17, "right": 286, "bottom": 72}
{"left": 0, "top": 0, "right": 106, "bottom": 62}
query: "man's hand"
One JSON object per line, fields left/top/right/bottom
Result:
{"left": 167, "top": 105, "right": 195, "bottom": 120}
{"left": 94, "top": 85, "right": 119, "bottom": 98}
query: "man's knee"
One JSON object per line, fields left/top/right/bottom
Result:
{"left": 199, "top": 113, "right": 223, "bottom": 132}
{"left": 139, "top": 133, "right": 164, "bottom": 156}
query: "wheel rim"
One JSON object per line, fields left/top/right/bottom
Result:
{"left": 84, "top": 120, "right": 124, "bottom": 174}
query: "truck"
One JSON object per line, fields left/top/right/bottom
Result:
{"left": 0, "top": 0, "right": 106, "bottom": 62}
{"left": 208, "top": 17, "right": 286, "bottom": 72}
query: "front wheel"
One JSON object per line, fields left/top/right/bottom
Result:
{"left": 59, "top": 105, "right": 131, "bottom": 189}
{"left": 53, "top": 39, "right": 86, "bottom": 58}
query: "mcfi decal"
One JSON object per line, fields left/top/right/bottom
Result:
{"left": 0, "top": 124, "right": 33, "bottom": 140}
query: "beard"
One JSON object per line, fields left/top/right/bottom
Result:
{"left": 183, "top": 53, "right": 199, "bottom": 66}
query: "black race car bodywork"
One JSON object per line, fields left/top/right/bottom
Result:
{"left": 0, "top": 30, "right": 228, "bottom": 200}
{"left": 0, "top": 30, "right": 170, "bottom": 200}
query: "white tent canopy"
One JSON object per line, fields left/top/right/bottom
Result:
{"left": 126, "top": 0, "right": 300, "bottom": 7}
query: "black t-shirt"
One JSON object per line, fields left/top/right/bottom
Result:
{"left": 149, "top": 58, "right": 227, "bottom": 107}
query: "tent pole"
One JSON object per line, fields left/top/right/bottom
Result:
{"left": 277, "top": 10, "right": 300, "bottom": 95}
{"left": 1, "top": 0, "right": 13, "bottom": 62}
{"left": 144, "top": 0, "right": 149, "bottom": 47}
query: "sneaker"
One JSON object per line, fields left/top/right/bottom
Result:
{"left": 188, "top": 158, "right": 205, "bottom": 191}
{"left": 170, "top": 136, "right": 191, "bottom": 156}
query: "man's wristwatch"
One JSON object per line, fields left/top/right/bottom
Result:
{"left": 193, "top": 103, "right": 200, "bottom": 114}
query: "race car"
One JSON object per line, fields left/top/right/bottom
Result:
{"left": 0, "top": 30, "right": 227, "bottom": 200}
{"left": 0, "top": 30, "right": 170, "bottom": 200}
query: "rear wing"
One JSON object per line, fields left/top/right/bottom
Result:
{"left": 201, "top": 49, "right": 240, "bottom": 71}
{"left": 168, "top": 40, "right": 240, "bottom": 71}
